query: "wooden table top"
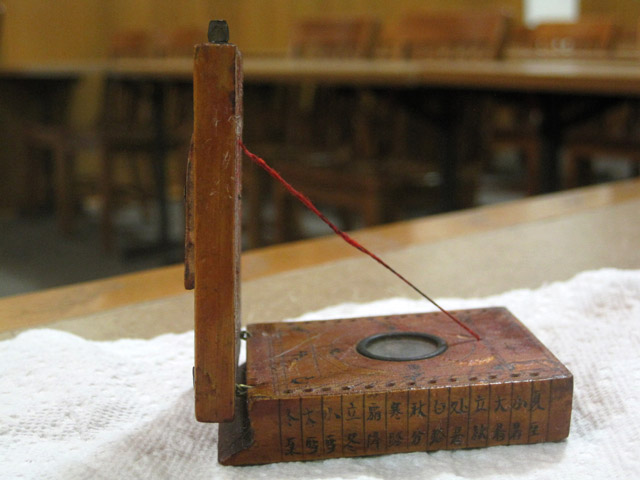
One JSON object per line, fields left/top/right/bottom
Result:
{"left": 3, "top": 56, "right": 640, "bottom": 95}
{"left": 1, "top": 178, "right": 639, "bottom": 338}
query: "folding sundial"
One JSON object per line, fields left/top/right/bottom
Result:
{"left": 184, "top": 21, "right": 573, "bottom": 466}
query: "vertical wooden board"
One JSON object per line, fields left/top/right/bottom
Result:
{"left": 192, "top": 42, "right": 243, "bottom": 423}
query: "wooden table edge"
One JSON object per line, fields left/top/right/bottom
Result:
{"left": 1, "top": 179, "right": 638, "bottom": 333}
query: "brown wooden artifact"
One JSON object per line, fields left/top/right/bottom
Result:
{"left": 186, "top": 21, "right": 573, "bottom": 466}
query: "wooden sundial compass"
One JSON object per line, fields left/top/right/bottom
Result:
{"left": 185, "top": 21, "right": 573, "bottom": 466}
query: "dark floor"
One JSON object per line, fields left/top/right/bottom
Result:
{"left": 0, "top": 154, "right": 632, "bottom": 298}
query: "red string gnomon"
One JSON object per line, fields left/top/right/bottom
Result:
{"left": 240, "top": 141, "right": 481, "bottom": 341}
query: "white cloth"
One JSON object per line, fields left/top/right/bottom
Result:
{"left": 1, "top": 268, "right": 639, "bottom": 479}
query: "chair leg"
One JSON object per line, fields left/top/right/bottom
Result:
{"left": 361, "top": 195, "right": 384, "bottom": 227}
{"left": 101, "top": 152, "right": 115, "bottom": 252}
{"left": 524, "top": 139, "right": 541, "bottom": 196}
{"left": 564, "top": 151, "right": 591, "bottom": 189}
{"left": 53, "top": 145, "right": 75, "bottom": 234}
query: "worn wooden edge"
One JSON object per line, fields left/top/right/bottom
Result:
{"left": 184, "top": 136, "right": 195, "bottom": 290}
{"left": 0, "top": 178, "right": 638, "bottom": 335}
{"left": 192, "top": 41, "right": 242, "bottom": 423}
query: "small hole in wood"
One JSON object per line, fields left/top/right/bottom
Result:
{"left": 530, "top": 372, "right": 539, "bottom": 377}
{"left": 321, "top": 387, "right": 332, "bottom": 392}
{"left": 450, "top": 377, "right": 457, "bottom": 382}
{"left": 469, "top": 376, "right": 478, "bottom": 381}
{"left": 488, "top": 375, "right": 497, "bottom": 380}
{"left": 365, "top": 384, "right": 374, "bottom": 389}
{"left": 342, "top": 386, "right": 351, "bottom": 391}
{"left": 428, "top": 379, "right": 437, "bottom": 384}
{"left": 511, "top": 373, "right": 521, "bottom": 378}
{"left": 387, "top": 382, "right": 396, "bottom": 387}
{"left": 283, "top": 389, "right": 292, "bottom": 394}
{"left": 303, "top": 388, "right": 313, "bottom": 392}
{"left": 407, "top": 381, "right": 416, "bottom": 386}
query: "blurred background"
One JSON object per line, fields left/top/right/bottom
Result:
{"left": 1, "top": 0, "right": 639, "bottom": 296}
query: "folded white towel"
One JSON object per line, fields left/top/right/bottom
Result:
{"left": 2, "top": 268, "right": 639, "bottom": 479}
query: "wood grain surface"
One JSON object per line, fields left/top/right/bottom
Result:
{"left": 191, "top": 41, "right": 242, "bottom": 423}
{"left": 219, "top": 308, "right": 572, "bottom": 465}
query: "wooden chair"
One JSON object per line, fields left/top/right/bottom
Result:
{"left": 382, "top": 11, "right": 509, "bottom": 207}
{"left": 24, "top": 30, "right": 160, "bottom": 250}
{"left": 563, "top": 98, "right": 640, "bottom": 188}
{"left": 266, "top": 12, "right": 509, "bottom": 243}
{"left": 529, "top": 18, "right": 615, "bottom": 59}
{"left": 153, "top": 26, "right": 203, "bottom": 57}
{"left": 259, "top": 16, "right": 387, "bottom": 242}
{"left": 490, "top": 18, "right": 617, "bottom": 195}
{"left": 289, "top": 16, "right": 379, "bottom": 58}
{"left": 389, "top": 10, "right": 509, "bottom": 59}
{"left": 561, "top": 17, "right": 640, "bottom": 188}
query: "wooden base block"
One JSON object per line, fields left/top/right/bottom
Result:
{"left": 218, "top": 308, "right": 573, "bottom": 465}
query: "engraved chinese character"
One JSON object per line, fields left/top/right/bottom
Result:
{"left": 323, "top": 406, "right": 341, "bottom": 420}
{"left": 367, "top": 404, "right": 382, "bottom": 421}
{"left": 409, "top": 400, "right": 427, "bottom": 418}
{"left": 492, "top": 423, "right": 506, "bottom": 441}
{"left": 301, "top": 407, "right": 316, "bottom": 425}
{"left": 305, "top": 436, "right": 319, "bottom": 454}
{"left": 450, "top": 398, "right": 469, "bottom": 415}
{"left": 410, "top": 429, "right": 425, "bottom": 445}
{"left": 494, "top": 395, "right": 509, "bottom": 413}
{"left": 510, "top": 422, "right": 523, "bottom": 440}
{"left": 346, "top": 402, "right": 361, "bottom": 421}
{"left": 344, "top": 432, "right": 360, "bottom": 452}
{"left": 474, "top": 395, "right": 488, "bottom": 413}
{"left": 471, "top": 424, "right": 488, "bottom": 441}
{"left": 511, "top": 394, "right": 528, "bottom": 411}
{"left": 389, "top": 401, "right": 403, "bottom": 420}
{"left": 284, "top": 437, "right": 300, "bottom": 456}
{"left": 366, "top": 431, "right": 381, "bottom": 450}
{"left": 285, "top": 408, "right": 299, "bottom": 427}
{"left": 433, "top": 400, "right": 447, "bottom": 415}
{"left": 388, "top": 431, "right": 404, "bottom": 447}
{"left": 450, "top": 426, "right": 464, "bottom": 446}
{"left": 325, "top": 434, "right": 337, "bottom": 454}
{"left": 529, "top": 422, "right": 540, "bottom": 437}
{"left": 429, "top": 427, "right": 445, "bottom": 445}
{"left": 530, "top": 390, "right": 546, "bottom": 411}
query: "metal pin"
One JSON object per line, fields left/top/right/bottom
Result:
{"left": 208, "top": 20, "right": 229, "bottom": 44}
{"left": 236, "top": 383, "right": 254, "bottom": 395}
